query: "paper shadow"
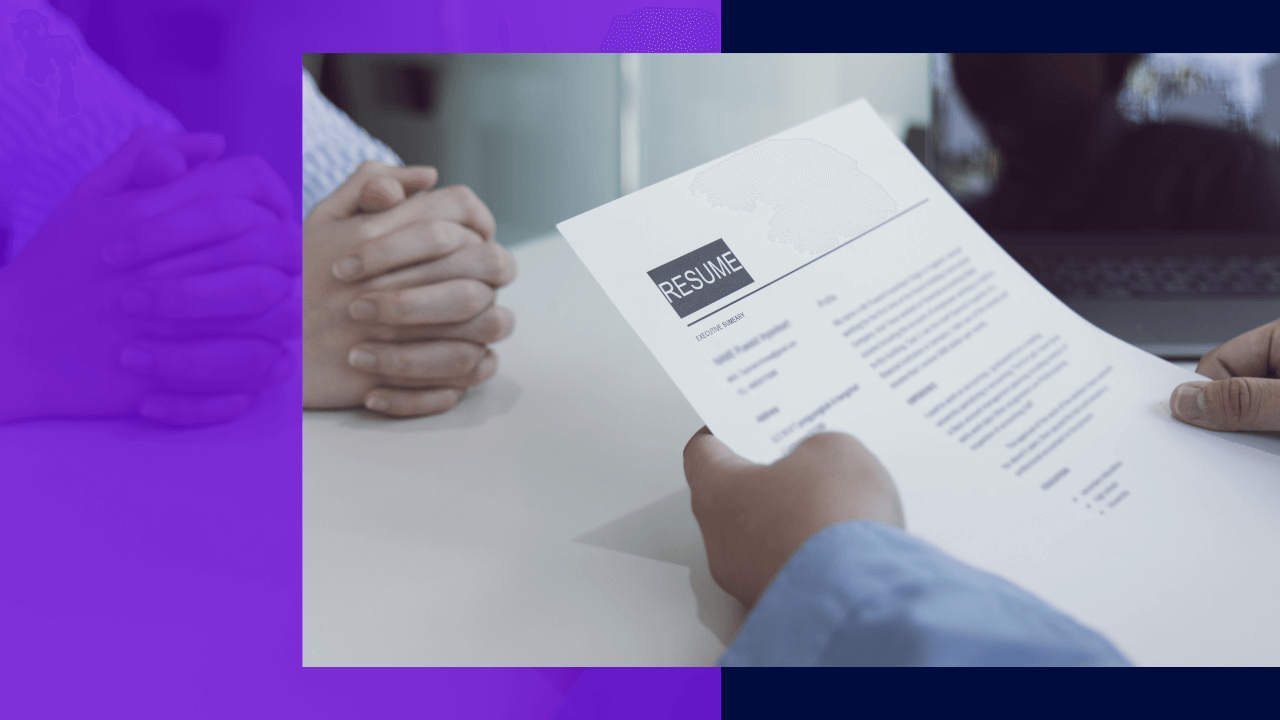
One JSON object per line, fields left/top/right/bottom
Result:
{"left": 573, "top": 487, "right": 745, "bottom": 648}
{"left": 1219, "top": 430, "right": 1280, "bottom": 457}
{"left": 335, "top": 373, "right": 522, "bottom": 433}
{"left": 1154, "top": 398, "right": 1280, "bottom": 457}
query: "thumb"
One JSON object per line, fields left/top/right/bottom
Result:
{"left": 129, "top": 144, "right": 187, "bottom": 188}
{"left": 307, "top": 162, "right": 438, "bottom": 224}
{"left": 358, "top": 175, "right": 408, "bottom": 213}
{"left": 683, "top": 426, "right": 754, "bottom": 492}
{"left": 1171, "top": 377, "right": 1280, "bottom": 432}
{"left": 78, "top": 128, "right": 225, "bottom": 196}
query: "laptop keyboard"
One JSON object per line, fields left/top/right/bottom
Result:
{"left": 1019, "top": 255, "right": 1280, "bottom": 299}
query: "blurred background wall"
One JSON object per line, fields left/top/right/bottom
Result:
{"left": 304, "top": 53, "right": 931, "bottom": 245}
{"left": 635, "top": 54, "right": 929, "bottom": 188}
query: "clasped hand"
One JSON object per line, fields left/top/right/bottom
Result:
{"left": 0, "top": 128, "right": 298, "bottom": 426}
{"left": 302, "top": 161, "right": 516, "bottom": 417}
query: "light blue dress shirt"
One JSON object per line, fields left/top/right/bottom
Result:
{"left": 720, "top": 521, "right": 1130, "bottom": 666}
{"left": 302, "top": 67, "right": 402, "bottom": 219}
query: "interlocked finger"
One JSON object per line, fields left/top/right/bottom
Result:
{"left": 357, "top": 184, "right": 496, "bottom": 243}
{"left": 121, "top": 265, "right": 293, "bottom": 319}
{"left": 129, "top": 154, "right": 293, "bottom": 224}
{"left": 362, "top": 387, "right": 465, "bottom": 418}
{"left": 135, "top": 291, "right": 300, "bottom": 341}
{"left": 104, "top": 196, "right": 281, "bottom": 269}
{"left": 307, "top": 161, "right": 438, "bottom": 224}
{"left": 332, "top": 219, "right": 483, "bottom": 282}
{"left": 373, "top": 348, "right": 498, "bottom": 390}
{"left": 363, "top": 305, "right": 514, "bottom": 345}
{"left": 364, "top": 239, "right": 517, "bottom": 291}
{"left": 141, "top": 220, "right": 302, "bottom": 277}
{"left": 79, "top": 127, "right": 225, "bottom": 197}
{"left": 119, "top": 337, "right": 288, "bottom": 391}
{"left": 347, "top": 340, "right": 491, "bottom": 383}
{"left": 138, "top": 392, "right": 256, "bottom": 426}
{"left": 348, "top": 278, "right": 494, "bottom": 325}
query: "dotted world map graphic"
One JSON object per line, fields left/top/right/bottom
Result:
{"left": 689, "top": 138, "right": 898, "bottom": 255}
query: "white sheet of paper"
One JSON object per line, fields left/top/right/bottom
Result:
{"left": 557, "top": 100, "right": 1280, "bottom": 665}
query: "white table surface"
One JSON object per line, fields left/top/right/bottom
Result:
{"left": 0, "top": 230, "right": 1205, "bottom": 669}
{"left": 303, "top": 232, "right": 745, "bottom": 667}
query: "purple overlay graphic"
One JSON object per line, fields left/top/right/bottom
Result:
{"left": 12, "top": 8, "right": 79, "bottom": 116}
{"left": 0, "top": 127, "right": 299, "bottom": 426}
{"left": 296, "top": 0, "right": 721, "bottom": 52}
{"left": 2, "top": 0, "right": 722, "bottom": 716}
{"left": 600, "top": 8, "right": 721, "bottom": 52}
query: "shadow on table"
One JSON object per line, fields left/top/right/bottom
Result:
{"left": 573, "top": 488, "right": 746, "bottom": 648}
{"left": 334, "top": 374, "right": 523, "bottom": 432}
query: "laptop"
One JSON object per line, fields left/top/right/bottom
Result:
{"left": 994, "top": 233, "right": 1280, "bottom": 360}
{"left": 927, "top": 53, "right": 1280, "bottom": 361}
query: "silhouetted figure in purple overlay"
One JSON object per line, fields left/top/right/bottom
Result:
{"left": 12, "top": 8, "right": 80, "bottom": 118}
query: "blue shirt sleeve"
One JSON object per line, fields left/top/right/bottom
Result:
{"left": 719, "top": 521, "right": 1130, "bottom": 666}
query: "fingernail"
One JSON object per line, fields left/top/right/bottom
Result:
{"left": 121, "top": 287, "right": 154, "bottom": 314}
{"left": 119, "top": 346, "right": 154, "bottom": 372}
{"left": 348, "top": 347, "right": 377, "bottom": 370}
{"left": 1173, "top": 382, "right": 1208, "bottom": 421}
{"left": 332, "top": 256, "right": 362, "bottom": 280}
{"left": 349, "top": 299, "right": 377, "bottom": 321}
{"left": 139, "top": 399, "right": 169, "bottom": 421}
{"left": 101, "top": 238, "right": 138, "bottom": 267}
{"left": 366, "top": 395, "right": 390, "bottom": 412}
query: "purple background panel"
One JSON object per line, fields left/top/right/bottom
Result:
{"left": 298, "top": 0, "right": 721, "bottom": 53}
{"left": 2, "top": 0, "right": 723, "bottom": 716}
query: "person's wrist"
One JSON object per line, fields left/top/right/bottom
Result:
{"left": 749, "top": 496, "right": 903, "bottom": 606}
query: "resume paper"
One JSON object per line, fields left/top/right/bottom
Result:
{"left": 557, "top": 100, "right": 1280, "bottom": 665}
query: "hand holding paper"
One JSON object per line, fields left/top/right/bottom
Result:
{"left": 1171, "top": 318, "right": 1280, "bottom": 432}
{"left": 559, "top": 100, "right": 1280, "bottom": 664}
{"left": 684, "top": 426, "right": 903, "bottom": 608}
